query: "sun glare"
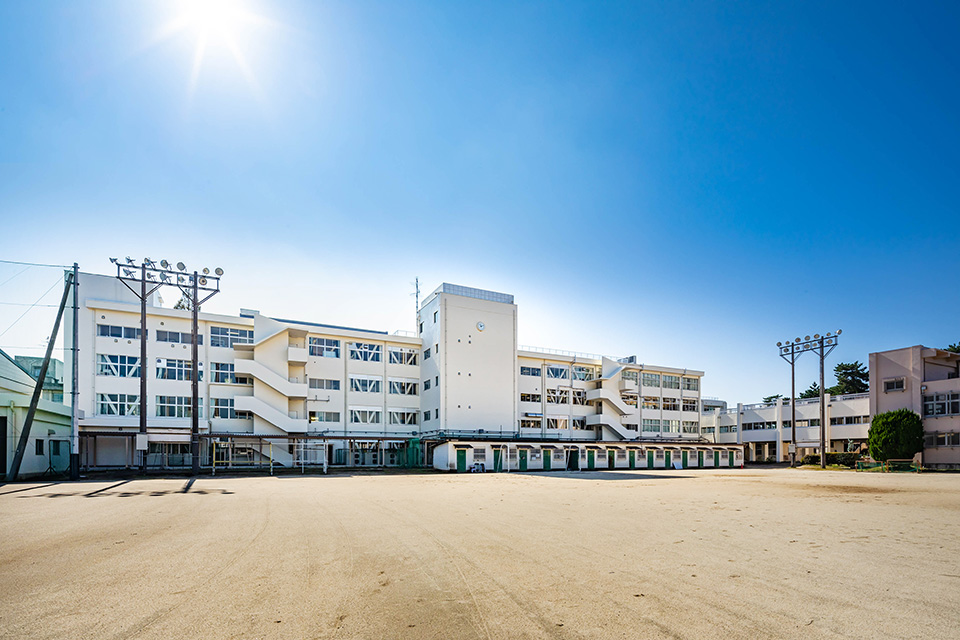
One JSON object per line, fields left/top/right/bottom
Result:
{"left": 149, "top": 0, "right": 273, "bottom": 101}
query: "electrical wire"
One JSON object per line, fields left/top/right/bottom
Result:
{"left": 0, "top": 265, "right": 31, "bottom": 289}
{"left": 0, "top": 259, "right": 71, "bottom": 268}
{"left": 0, "top": 276, "right": 65, "bottom": 340}
{"left": 0, "top": 302, "right": 61, "bottom": 308}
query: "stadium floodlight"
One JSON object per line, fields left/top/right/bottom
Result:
{"left": 109, "top": 257, "right": 118, "bottom": 264}
{"left": 160, "top": 260, "right": 170, "bottom": 269}
{"left": 215, "top": 267, "right": 224, "bottom": 276}
{"left": 122, "top": 268, "right": 134, "bottom": 277}
{"left": 202, "top": 267, "right": 210, "bottom": 275}
{"left": 125, "top": 256, "right": 135, "bottom": 265}
{"left": 160, "top": 273, "right": 171, "bottom": 283}
{"left": 177, "top": 262, "right": 186, "bottom": 271}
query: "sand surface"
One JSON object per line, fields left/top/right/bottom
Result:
{"left": 2, "top": 467, "right": 959, "bottom": 639}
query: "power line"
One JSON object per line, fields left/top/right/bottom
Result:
{"left": 0, "top": 259, "right": 71, "bottom": 269}
{"left": 0, "top": 302, "right": 62, "bottom": 308}
{"left": 0, "top": 266, "right": 31, "bottom": 289}
{"left": 0, "top": 345, "right": 66, "bottom": 350}
{"left": 0, "top": 276, "right": 64, "bottom": 340}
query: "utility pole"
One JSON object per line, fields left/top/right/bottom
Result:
{"left": 9, "top": 271, "right": 74, "bottom": 481}
{"left": 70, "top": 263, "right": 80, "bottom": 480}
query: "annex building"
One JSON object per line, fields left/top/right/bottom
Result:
{"left": 66, "top": 273, "right": 743, "bottom": 472}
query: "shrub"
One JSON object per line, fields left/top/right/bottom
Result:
{"left": 800, "top": 452, "right": 861, "bottom": 467}
{"left": 868, "top": 408, "right": 924, "bottom": 462}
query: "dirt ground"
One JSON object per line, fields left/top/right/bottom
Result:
{"left": 2, "top": 467, "right": 959, "bottom": 640}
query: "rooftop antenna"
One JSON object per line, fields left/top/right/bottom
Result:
{"left": 410, "top": 277, "right": 421, "bottom": 330}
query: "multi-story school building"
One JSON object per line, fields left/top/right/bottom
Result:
{"left": 66, "top": 273, "right": 743, "bottom": 472}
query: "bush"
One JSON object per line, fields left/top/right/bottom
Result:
{"left": 800, "top": 452, "right": 861, "bottom": 467}
{"left": 868, "top": 408, "right": 923, "bottom": 462}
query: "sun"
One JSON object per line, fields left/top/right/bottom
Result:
{"left": 149, "top": 0, "right": 272, "bottom": 99}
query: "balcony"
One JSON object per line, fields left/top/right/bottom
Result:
{"left": 288, "top": 346, "right": 308, "bottom": 364}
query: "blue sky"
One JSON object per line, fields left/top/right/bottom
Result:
{"left": 1, "top": 0, "right": 958, "bottom": 402}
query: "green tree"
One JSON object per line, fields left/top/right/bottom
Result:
{"left": 762, "top": 394, "right": 783, "bottom": 405}
{"left": 799, "top": 382, "right": 820, "bottom": 399}
{"left": 826, "top": 360, "right": 869, "bottom": 396}
{"left": 945, "top": 343, "right": 960, "bottom": 354}
{"left": 867, "top": 408, "right": 923, "bottom": 462}
{"left": 173, "top": 294, "right": 194, "bottom": 311}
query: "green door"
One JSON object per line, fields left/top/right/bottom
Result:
{"left": 543, "top": 451, "right": 551, "bottom": 471}
{"left": 607, "top": 451, "right": 616, "bottom": 468}
{"left": 681, "top": 451, "right": 688, "bottom": 468}
{"left": 519, "top": 449, "right": 528, "bottom": 471}
{"left": 698, "top": 451, "right": 704, "bottom": 467}
{"left": 647, "top": 450, "right": 654, "bottom": 468}
{"left": 665, "top": 451, "right": 671, "bottom": 469}
{"left": 729, "top": 451, "right": 735, "bottom": 467}
{"left": 629, "top": 451, "right": 636, "bottom": 469}
{"left": 714, "top": 451, "right": 720, "bottom": 467}
{"left": 587, "top": 450, "right": 595, "bottom": 470}
{"left": 493, "top": 449, "right": 503, "bottom": 472}
{"left": 456, "top": 449, "right": 467, "bottom": 473}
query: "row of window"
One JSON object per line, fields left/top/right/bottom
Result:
{"left": 923, "top": 393, "right": 960, "bottom": 417}
{"left": 518, "top": 365, "right": 597, "bottom": 381}
{"left": 637, "top": 396, "right": 698, "bottom": 412}
{"left": 307, "top": 338, "right": 420, "bottom": 365}
{"left": 96, "top": 394, "right": 251, "bottom": 419}
{"left": 307, "top": 409, "right": 420, "bottom": 425}
{"left": 97, "top": 324, "right": 253, "bottom": 347}
{"left": 519, "top": 390, "right": 588, "bottom": 405}
{"left": 97, "top": 356, "right": 251, "bottom": 384}
{"left": 640, "top": 419, "right": 699, "bottom": 433}
{"left": 305, "top": 376, "right": 421, "bottom": 395}
{"left": 720, "top": 419, "right": 823, "bottom": 431}
{"left": 520, "top": 417, "right": 590, "bottom": 430}
{"left": 924, "top": 432, "right": 960, "bottom": 447}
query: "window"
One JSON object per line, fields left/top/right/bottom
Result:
{"left": 97, "top": 354, "right": 140, "bottom": 378}
{"left": 350, "top": 408, "right": 382, "bottom": 424}
{"left": 474, "top": 448, "right": 486, "bottom": 463}
{"left": 682, "top": 377, "right": 699, "bottom": 391}
{"left": 423, "top": 348, "right": 432, "bottom": 360}
{"left": 642, "top": 396, "right": 660, "bottom": 410}
{"left": 642, "top": 419, "right": 661, "bottom": 433}
{"left": 663, "top": 419, "right": 680, "bottom": 433}
{"left": 924, "top": 393, "right": 960, "bottom": 417}
{"left": 572, "top": 365, "right": 595, "bottom": 381}
{"left": 520, "top": 393, "right": 541, "bottom": 403}
{"left": 571, "top": 417, "right": 589, "bottom": 430}
{"left": 434, "top": 343, "right": 438, "bottom": 354}
{"left": 883, "top": 377, "right": 905, "bottom": 393}
{"left": 97, "top": 393, "right": 139, "bottom": 416}
{"left": 423, "top": 411, "right": 432, "bottom": 422}
{"left": 546, "top": 388, "right": 568, "bottom": 404}
{"left": 434, "top": 408, "right": 439, "bottom": 419}
{"left": 419, "top": 322, "right": 424, "bottom": 334}
{"left": 35, "top": 439, "right": 44, "bottom": 455}
{"left": 51, "top": 440, "right": 62, "bottom": 456}
{"left": 156, "top": 395, "right": 199, "bottom": 418}
{"left": 682, "top": 421, "right": 699, "bottom": 434}
{"left": 388, "top": 346, "right": 418, "bottom": 366}
{"left": 546, "top": 365, "right": 569, "bottom": 380}
{"left": 156, "top": 330, "right": 201, "bottom": 345}
{"left": 388, "top": 379, "right": 418, "bottom": 396}
{"left": 211, "top": 398, "right": 249, "bottom": 419}
{"left": 547, "top": 417, "right": 569, "bottom": 429}
{"left": 211, "top": 326, "right": 254, "bottom": 348}
{"left": 571, "top": 389, "right": 587, "bottom": 406}
{"left": 702, "top": 426, "right": 716, "bottom": 434}
{"left": 350, "top": 376, "right": 382, "bottom": 393}
{"left": 435, "top": 376, "right": 439, "bottom": 387}
{"left": 682, "top": 398, "right": 698, "bottom": 412}
{"left": 642, "top": 373, "right": 660, "bottom": 387}
{"left": 309, "top": 411, "right": 340, "bottom": 423}
{"left": 520, "top": 366, "right": 541, "bottom": 377}
{"left": 309, "top": 378, "right": 341, "bottom": 390}
{"left": 212, "top": 362, "right": 250, "bottom": 384}
{"left": 433, "top": 311, "right": 438, "bottom": 323}
{"left": 97, "top": 324, "right": 141, "bottom": 340}
{"left": 423, "top": 379, "right": 432, "bottom": 391}
{"left": 309, "top": 337, "right": 340, "bottom": 358}
{"left": 521, "top": 418, "right": 541, "bottom": 429}
{"left": 662, "top": 397, "right": 680, "bottom": 411}
{"left": 662, "top": 375, "right": 680, "bottom": 390}
{"left": 389, "top": 410, "right": 419, "bottom": 425}
{"left": 156, "top": 358, "right": 201, "bottom": 381}
{"left": 622, "top": 395, "right": 638, "bottom": 407}
{"left": 622, "top": 370, "right": 639, "bottom": 383}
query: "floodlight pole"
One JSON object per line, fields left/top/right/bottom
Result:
{"left": 777, "top": 331, "right": 840, "bottom": 470}
{"left": 70, "top": 262, "right": 80, "bottom": 480}
{"left": 191, "top": 272, "right": 200, "bottom": 475}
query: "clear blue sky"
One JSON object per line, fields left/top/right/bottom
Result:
{"left": 1, "top": 0, "right": 958, "bottom": 403}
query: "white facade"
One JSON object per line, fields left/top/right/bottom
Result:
{"left": 700, "top": 393, "right": 871, "bottom": 462}
{"left": 67, "top": 274, "right": 728, "bottom": 470}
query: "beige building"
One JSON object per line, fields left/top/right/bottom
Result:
{"left": 869, "top": 345, "right": 960, "bottom": 469}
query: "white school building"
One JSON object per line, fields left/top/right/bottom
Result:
{"left": 66, "top": 273, "right": 743, "bottom": 472}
